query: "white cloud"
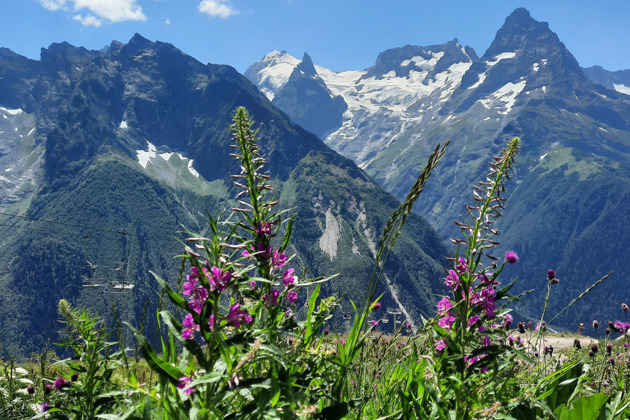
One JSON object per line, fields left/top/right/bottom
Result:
{"left": 38, "top": 0, "right": 67, "bottom": 11}
{"left": 198, "top": 0, "right": 238, "bottom": 19}
{"left": 73, "top": 14, "right": 103, "bottom": 27}
{"left": 37, "top": 0, "right": 147, "bottom": 25}
{"left": 165, "top": 17, "right": 171, "bottom": 25}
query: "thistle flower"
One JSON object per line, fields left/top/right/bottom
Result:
{"left": 504, "top": 251, "right": 518, "bottom": 264}
{"left": 27, "top": 385, "right": 35, "bottom": 394}
{"left": 591, "top": 344, "right": 598, "bottom": 354}
{"left": 547, "top": 269, "right": 556, "bottom": 280}
{"left": 574, "top": 339, "right": 581, "bottom": 350}
{"left": 623, "top": 303, "right": 629, "bottom": 312}
{"left": 593, "top": 320, "right": 599, "bottom": 329}
{"left": 607, "top": 343, "right": 613, "bottom": 354}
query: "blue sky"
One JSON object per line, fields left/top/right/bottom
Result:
{"left": 1, "top": 1, "right": 629, "bottom": 73}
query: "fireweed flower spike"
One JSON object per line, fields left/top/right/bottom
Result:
{"left": 224, "top": 303, "right": 253, "bottom": 328}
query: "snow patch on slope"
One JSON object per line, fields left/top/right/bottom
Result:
{"left": 478, "top": 80, "right": 527, "bottom": 114}
{"left": 613, "top": 84, "right": 630, "bottom": 96}
{"left": 136, "top": 141, "right": 200, "bottom": 178}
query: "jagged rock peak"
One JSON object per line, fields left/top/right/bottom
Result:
{"left": 297, "top": 52, "right": 317, "bottom": 76}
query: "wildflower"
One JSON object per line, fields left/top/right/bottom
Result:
{"left": 543, "top": 346, "right": 549, "bottom": 355}
{"left": 609, "top": 357, "right": 615, "bottom": 366}
{"left": 224, "top": 304, "right": 252, "bottom": 328}
{"left": 528, "top": 321, "right": 534, "bottom": 330}
{"left": 337, "top": 338, "right": 345, "bottom": 346}
{"left": 518, "top": 322, "right": 526, "bottom": 334}
{"left": 623, "top": 303, "right": 629, "bottom": 312}
{"left": 324, "top": 328, "right": 330, "bottom": 335}
{"left": 287, "top": 290, "right": 298, "bottom": 304}
{"left": 255, "top": 221, "right": 273, "bottom": 236}
{"left": 71, "top": 372, "right": 79, "bottom": 382}
{"left": 591, "top": 344, "right": 599, "bottom": 353}
{"left": 607, "top": 343, "right": 613, "bottom": 355}
{"left": 503, "top": 314, "right": 513, "bottom": 330}
{"left": 41, "top": 403, "right": 50, "bottom": 412}
{"left": 373, "top": 302, "right": 382, "bottom": 310}
{"left": 444, "top": 270, "right": 460, "bottom": 290}
{"left": 437, "top": 297, "right": 452, "bottom": 314}
{"left": 282, "top": 268, "right": 295, "bottom": 287}
{"left": 177, "top": 376, "right": 195, "bottom": 395}
{"left": 210, "top": 266, "right": 231, "bottom": 292}
{"left": 483, "top": 336, "right": 490, "bottom": 347}
{"left": 264, "top": 289, "right": 280, "bottom": 306}
{"left": 593, "top": 320, "right": 599, "bottom": 329}
{"left": 435, "top": 340, "right": 446, "bottom": 351}
{"left": 271, "top": 250, "right": 287, "bottom": 268}
{"left": 44, "top": 384, "right": 52, "bottom": 394}
{"left": 468, "top": 315, "right": 481, "bottom": 327}
{"left": 455, "top": 257, "right": 469, "bottom": 274}
{"left": 369, "top": 320, "right": 379, "bottom": 327}
{"left": 550, "top": 276, "right": 559, "bottom": 284}
{"left": 27, "top": 385, "right": 35, "bottom": 394}
{"left": 438, "top": 313, "right": 456, "bottom": 331}
{"left": 504, "top": 251, "right": 518, "bottom": 264}
{"left": 182, "top": 313, "right": 200, "bottom": 340}
{"left": 54, "top": 377, "right": 69, "bottom": 390}
{"left": 574, "top": 339, "right": 581, "bottom": 349}
{"left": 547, "top": 269, "right": 555, "bottom": 280}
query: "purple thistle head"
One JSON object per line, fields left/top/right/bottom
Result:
{"left": 591, "top": 344, "right": 599, "bottom": 353}
{"left": 41, "top": 403, "right": 50, "bottom": 412}
{"left": 593, "top": 320, "right": 599, "bottom": 329}
{"left": 547, "top": 269, "right": 556, "bottom": 280}
{"left": 44, "top": 384, "right": 52, "bottom": 394}
{"left": 54, "top": 377, "right": 68, "bottom": 390}
{"left": 27, "top": 385, "right": 35, "bottom": 394}
{"left": 504, "top": 251, "right": 518, "bottom": 264}
{"left": 623, "top": 303, "right": 629, "bottom": 312}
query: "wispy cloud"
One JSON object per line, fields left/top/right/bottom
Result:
{"left": 73, "top": 14, "right": 103, "bottom": 27}
{"left": 37, "top": 0, "right": 147, "bottom": 26}
{"left": 165, "top": 17, "right": 171, "bottom": 25}
{"left": 198, "top": 0, "right": 238, "bottom": 19}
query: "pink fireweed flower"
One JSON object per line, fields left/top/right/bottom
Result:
{"left": 210, "top": 266, "right": 231, "bottom": 292}
{"left": 369, "top": 320, "right": 379, "bottom": 327}
{"left": 224, "top": 304, "right": 252, "bottom": 328}
{"left": 438, "top": 313, "right": 456, "bottom": 331}
{"left": 468, "top": 315, "right": 481, "bottom": 327}
{"left": 437, "top": 297, "right": 453, "bottom": 314}
{"left": 455, "top": 257, "right": 469, "bottom": 274}
{"left": 264, "top": 289, "right": 280, "bottom": 307}
{"left": 504, "top": 251, "right": 518, "bottom": 264}
{"left": 243, "top": 243, "right": 272, "bottom": 259}
{"left": 271, "top": 250, "right": 287, "bottom": 268}
{"left": 435, "top": 340, "right": 446, "bottom": 351}
{"left": 373, "top": 302, "right": 382, "bottom": 310}
{"left": 482, "top": 336, "right": 490, "bottom": 347}
{"left": 287, "top": 290, "right": 298, "bottom": 304}
{"left": 255, "top": 221, "right": 273, "bottom": 236}
{"left": 282, "top": 268, "right": 295, "bottom": 287}
{"left": 177, "top": 376, "right": 195, "bottom": 395}
{"left": 444, "top": 270, "right": 460, "bottom": 290}
{"left": 337, "top": 338, "right": 345, "bottom": 346}
{"left": 182, "top": 313, "right": 200, "bottom": 340}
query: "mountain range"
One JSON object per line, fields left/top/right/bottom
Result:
{"left": 246, "top": 8, "right": 630, "bottom": 330}
{"left": 0, "top": 35, "right": 448, "bottom": 357}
